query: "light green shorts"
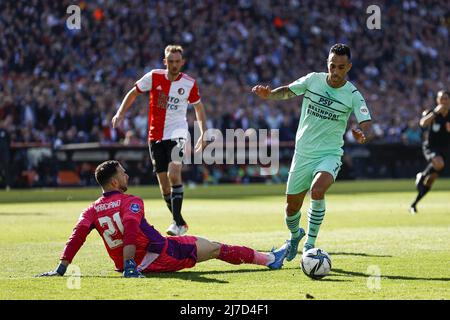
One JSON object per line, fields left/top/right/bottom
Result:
{"left": 286, "top": 154, "right": 342, "bottom": 195}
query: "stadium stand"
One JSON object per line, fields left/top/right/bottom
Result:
{"left": 0, "top": 0, "right": 448, "bottom": 187}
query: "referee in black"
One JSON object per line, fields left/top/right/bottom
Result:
{"left": 410, "top": 90, "right": 450, "bottom": 214}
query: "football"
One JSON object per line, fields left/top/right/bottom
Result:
{"left": 301, "top": 248, "right": 332, "bottom": 280}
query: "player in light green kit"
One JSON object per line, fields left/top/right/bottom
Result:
{"left": 252, "top": 44, "right": 372, "bottom": 262}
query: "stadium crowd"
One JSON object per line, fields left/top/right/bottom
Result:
{"left": 0, "top": 0, "right": 448, "bottom": 187}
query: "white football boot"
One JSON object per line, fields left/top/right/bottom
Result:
{"left": 166, "top": 221, "right": 189, "bottom": 236}
{"left": 166, "top": 221, "right": 179, "bottom": 236}
{"left": 178, "top": 224, "right": 189, "bottom": 236}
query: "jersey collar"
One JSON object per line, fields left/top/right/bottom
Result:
{"left": 102, "top": 190, "right": 122, "bottom": 197}
{"left": 165, "top": 70, "right": 183, "bottom": 81}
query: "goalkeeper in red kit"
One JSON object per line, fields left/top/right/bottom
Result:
{"left": 37, "top": 160, "right": 289, "bottom": 278}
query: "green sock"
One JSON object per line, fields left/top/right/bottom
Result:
{"left": 285, "top": 211, "right": 302, "bottom": 239}
{"left": 306, "top": 199, "right": 326, "bottom": 247}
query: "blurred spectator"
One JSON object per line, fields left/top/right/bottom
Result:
{"left": 1, "top": 0, "right": 448, "bottom": 186}
{"left": 279, "top": 115, "right": 296, "bottom": 142}
{"left": 1, "top": 0, "right": 448, "bottom": 148}
{"left": 123, "top": 130, "right": 141, "bottom": 145}
{"left": 402, "top": 120, "right": 422, "bottom": 145}
{"left": 79, "top": 162, "right": 95, "bottom": 186}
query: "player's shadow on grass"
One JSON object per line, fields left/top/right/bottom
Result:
{"left": 145, "top": 267, "right": 350, "bottom": 283}
{"left": 77, "top": 273, "right": 228, "bottom": 283}
{"left": 329, "top": 252, "right": 392, "bottom": 258}
{"left": 331, "top": 268, "right": 450, "bottom": 282}
{"left": 287, "top": 250, "right": 393, "bottom": 258}
{"left": 79, "top": 267, "right": 350, "bottom": 283}
{"left": 144, "top": 268, "right": 274, "bottom": 284}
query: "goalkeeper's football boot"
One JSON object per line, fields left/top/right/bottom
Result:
{"left": 268, "top": 240, "right": 290, "bottom": 270}
{"left": 409, "top": 204, "right": 418, "bottom": 215}
{"left": 286, "top": 227, "right": 306, "bottom": 262}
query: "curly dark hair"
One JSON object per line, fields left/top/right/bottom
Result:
{"left": 329, "top": 43, "right": 351, "bottom": 60}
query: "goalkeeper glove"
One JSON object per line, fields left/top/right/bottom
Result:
{"left": 123, "top": 259, "right": 144, "bottom": 278}
{"left": 36, "top": 263, "right": 67, "bottom": 277}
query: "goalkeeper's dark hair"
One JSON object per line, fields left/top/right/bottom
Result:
{"left": 329, "top": 43, "right": 351, "bottom": 60}
{"left": 95, "top": 160, "right": 120, "bottom": 187}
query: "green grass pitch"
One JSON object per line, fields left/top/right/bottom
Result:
{"left": 0, "top": 179, "right": 449, "bottom": 300}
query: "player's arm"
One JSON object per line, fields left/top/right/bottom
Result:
{"left": 122, "top": 198, "right": 145, "bottom": 278}
{"left": 36, "top": 259, "right": 70, "bottom": 277}
{"left": 351, "top": 90, "right": 373, "bottom": 144}
{"left": 112, "top": 71, "right": 153, "bottom": 129}
{"left": 419, "top": 105, "right": 444, "bottom": 128}
{"left": 122, "top": 244, "right": 142, "bottom": 278}
{"left": 123, "top": 245, "right": 136, "bottom": 262}
{"left": 36, "top": 208, "right": 94, "bottom": 277}
{"left": 252, "top": 85, "right": 297, "bottom": 100}
{"left": 253, "top": 73, "right": 314, "bottom": 100}
{"left": 112, "top": 86, "right": 141, "bottom": 129}
{"left": 188, "top": 80, "right": 207, "bottom": 152}
{"left": 352, "top": 120, "right": 373, "bottom": 144}
{"left": 193, "top": 101, "right": 207, "bottom": 152}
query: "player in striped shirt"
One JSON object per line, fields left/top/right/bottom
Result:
{"left": 112, "top": 45, "right": 207, "bottom": 236}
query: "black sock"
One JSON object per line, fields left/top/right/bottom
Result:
{"left": 163, "top": 193, "right": 172, "bottom": 213}
{"left": 414, "top": 161, "right": 441, "bottom": 206}
{"left": 412, "top": 183, "right": 431, "bottom": 207}
{"left": 171, "top": 185, "right": 186, "bottom": 226}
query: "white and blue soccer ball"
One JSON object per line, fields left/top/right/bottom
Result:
{"left": 301, "top": 248, "right": 332, "bottom": 280}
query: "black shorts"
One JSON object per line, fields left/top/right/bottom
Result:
{"left": 149, "top": 138, "right": 186, "bottom": 173}
{"left": 422, "top": 145, "right": 447, "bottom": 163}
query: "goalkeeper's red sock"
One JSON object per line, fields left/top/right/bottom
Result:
{"left": 218, "top": 244, "right": 271, "bottom": 266}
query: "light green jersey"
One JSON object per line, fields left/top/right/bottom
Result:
{"left": 288, "top": 72, "right": 371, "bottom": 157}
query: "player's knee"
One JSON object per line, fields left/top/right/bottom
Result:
{"left": 285, "top": 202, "right": 301, "bottom": 215}
{"left": 168, "top": 171, "right": 181, "bottom": 184}
{"left": 433, "top": 161, "right": 445, "bottom": 172}
{"left": 310, "top": 186, "right": 326, "bottom": 200}
{"left": 160, "top": 186, "right": 171, "bottom": 195}
{"left": 210, "top": 242, "right": 222, "bottom": 258}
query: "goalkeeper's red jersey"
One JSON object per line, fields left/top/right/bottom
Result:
{"left": 60, "top": 191, "right": 166, "bottom": 271}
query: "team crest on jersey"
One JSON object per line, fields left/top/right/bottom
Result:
{"left": 130, "top": 203, "right": 140, "bottom": 213}
{"left": 360, "top": 105, "right": 369, "bottom": 115}
{"left": 178, "top": 88, "right": 185, "bottom": 95}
